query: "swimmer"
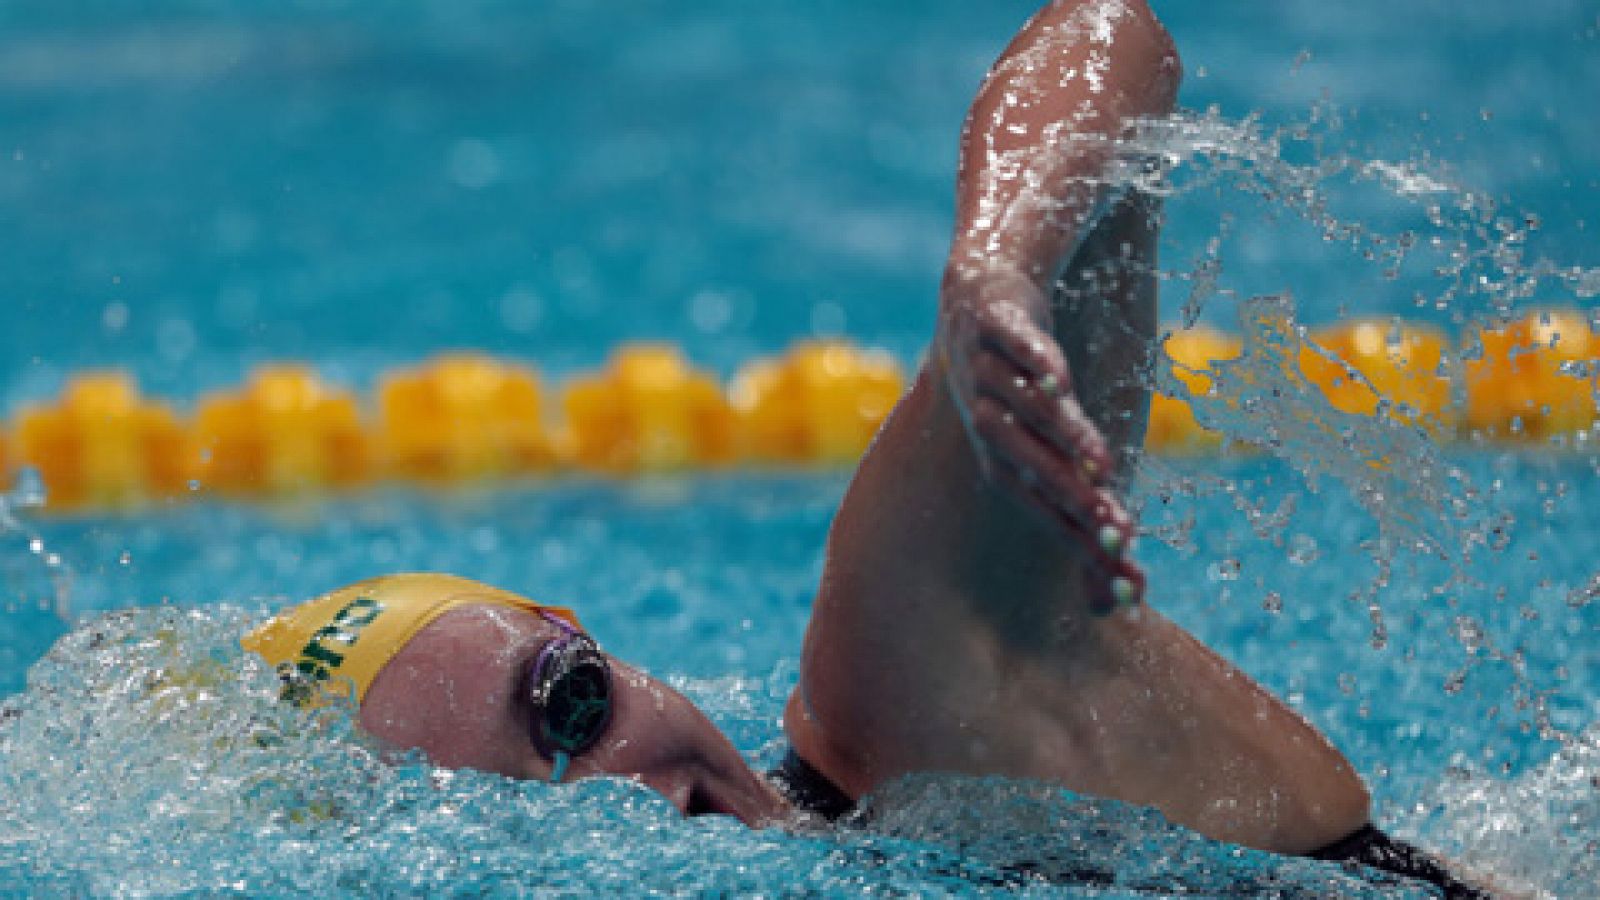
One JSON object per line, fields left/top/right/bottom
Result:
{"left": 246, "top": 1, "right": 1488, "bottom": 894}
{"left": 244, "top": 573, "right": 789, "bottom": 824}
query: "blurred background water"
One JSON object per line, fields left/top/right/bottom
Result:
{"left": 1, "top": 0, "right": 1594, "bottom": 393}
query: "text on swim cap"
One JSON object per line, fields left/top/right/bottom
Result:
{"left": 281, "top": 595, "right": 383, "bottom": 705}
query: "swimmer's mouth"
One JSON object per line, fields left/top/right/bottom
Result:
{"left": 686, "top": 783, "right": 720, "bottom": 817}
{"left": 679, "top": 778, "right": 759, "bottom": 823}
{"left": 656, "top": 769, "right": 783, "bottom": 826}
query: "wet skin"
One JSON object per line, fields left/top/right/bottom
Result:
{"left": 360, "top": 603, "right": 789, "bottom": 827}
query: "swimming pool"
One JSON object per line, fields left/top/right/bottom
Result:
{"left": 2, "top": 0, "right": 1598, "bottom": 895}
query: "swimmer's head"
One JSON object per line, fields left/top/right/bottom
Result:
{"left": 242, "top": 573, "right": 582, "bottom": 707}
{"left": 244, "top": 573, "right": 787, "bottom": 825}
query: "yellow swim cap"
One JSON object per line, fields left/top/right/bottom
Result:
{"left": 242, "top": 572, "right": 581, "bottom": 706}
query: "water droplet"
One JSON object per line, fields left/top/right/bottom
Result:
{"left": 157, "top": 317, "right": 197, "bottom": 364}
{"left": 1453, "top": 616, "right": 1486, "bottom": 652}
{"left": 11, "top": 467, "right": 47, "bottom": 507}
{"left": 810, "top": 301, "right": 846, "bottom": 336}
{"left": 1207, "top": 558, "right": 1241, "bottom": 582}
{"left": 1288, "top": 534, "right": 1320, "bottom": 565}
{"left": 689, "top": 290, "right": 734, "bottom": 334}
{"left": 1567, "top": 573, "right": 1600, "bottom": 608}
{"left": 102, "top": 301, "right": 130, "bottom": 332}
{"left": 499, "top": 286, "right": 544, "bottom": 334}
{"left": 446, "top": 138, "right": 502, "bottom": 190}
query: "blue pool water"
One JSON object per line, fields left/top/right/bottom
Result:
{"left": 3, "top": 0, "right": 1599, "bottom": 895}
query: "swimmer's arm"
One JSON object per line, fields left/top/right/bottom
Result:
{"left": 792, "top": 0, "right": 1186, "bottom": 785}
{"left": 923, "top": 2, "right": 1373, "bottom": 849}
{"left": 944, "top": 0, "right": 1181, "bottom": 285}
{"left": 930, "top": 2, "right": 1372, "bottom": 855}
{"left": 936, "top": 0, "right": 1179, "bottom": 594}
{"left": 790, "top": 0, "right": 1184, "bottom": 779}
{"left": 792, "top": 0, "right": 1374, "bottom": 855}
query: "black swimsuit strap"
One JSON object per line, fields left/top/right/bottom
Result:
{"left": 1311, "top": 823, "right": 1489, "bottom": 899}
{"left": 769, "top": 747, "right": 855, "bottom": 820}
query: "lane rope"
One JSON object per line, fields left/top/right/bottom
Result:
{"left": 2, "top": 311, "right": 1595, "bottom": 511}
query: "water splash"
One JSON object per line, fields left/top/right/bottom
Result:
{"left": 1117, "top": 108, "right": 1600, "bottom": 324}
{"left": 1168, "top": 292, "right": 1469, "bottom": 561}
{"left": 0, "top": 607, "right": 691, "bottom": 894}
{"left": 0, "top": 468, "right": 73, "bottom": 621}
{"left": 861, "top": 775, "right": 1425, "bottom": 896}
{"left": 1098, "top": 107, "right": 1594, "bottom": 647}
{"left": 1398, "top": 725, "right": 1600, "bottom": 897}
{"left": 1091, "top": 103, "right": 1600, "bottom": 887}
{"left": 0, "top": 606, "right": 1464, "bottom": 896}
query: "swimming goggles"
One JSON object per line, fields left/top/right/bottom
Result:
{"left": 524, "top": 611, "right": 613, "bottom": 783}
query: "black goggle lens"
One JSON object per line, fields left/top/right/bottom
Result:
{"left": 526, "top": 633, "right": 613, "bottom": 759}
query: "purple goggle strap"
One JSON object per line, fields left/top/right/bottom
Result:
{"left": 534, "top": 610, "right": 582, "bottom": 784}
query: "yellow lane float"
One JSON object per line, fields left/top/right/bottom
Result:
{"left": 378, "top": 353, "right": 553, "bottom": 482}
{"left": 13, "top": 373, "right": 191, "bottom": 510}
{"left": 1300, "top": 320, "right": 1456, "bottom": 431}
{"left": 730, "top": 341, "right": 904, "bottom": 465}
{"left": 3, "top": 319, "right": 1596, "bottom": 513}
{"left": 1463, "top": 310, "right": 1598, "bottom": 441}
{"left": 1145, "top": 327, "right": 1242, "bottom": 454}
{"left": 559, "top": 344, "right": 735, "bottom": 473}
{"left": 193, "top": 366, "right": 372, "bottom": 496}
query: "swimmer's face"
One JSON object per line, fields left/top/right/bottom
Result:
{"left": 359, "top": 603, "right": 789, "bottom": 827}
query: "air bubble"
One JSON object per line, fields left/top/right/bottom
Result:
{"left": 1453, "top": 616, "right": 1486, "bottom": 652}
{"left": 1207, "top": 558, "right": 1241, "bottom": 582}
{"left": 1567, "top": 574, "right": 1600, "bottom": 608}
{"left": 1288, "top": 534, "right": 1319, "bottom": 565}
